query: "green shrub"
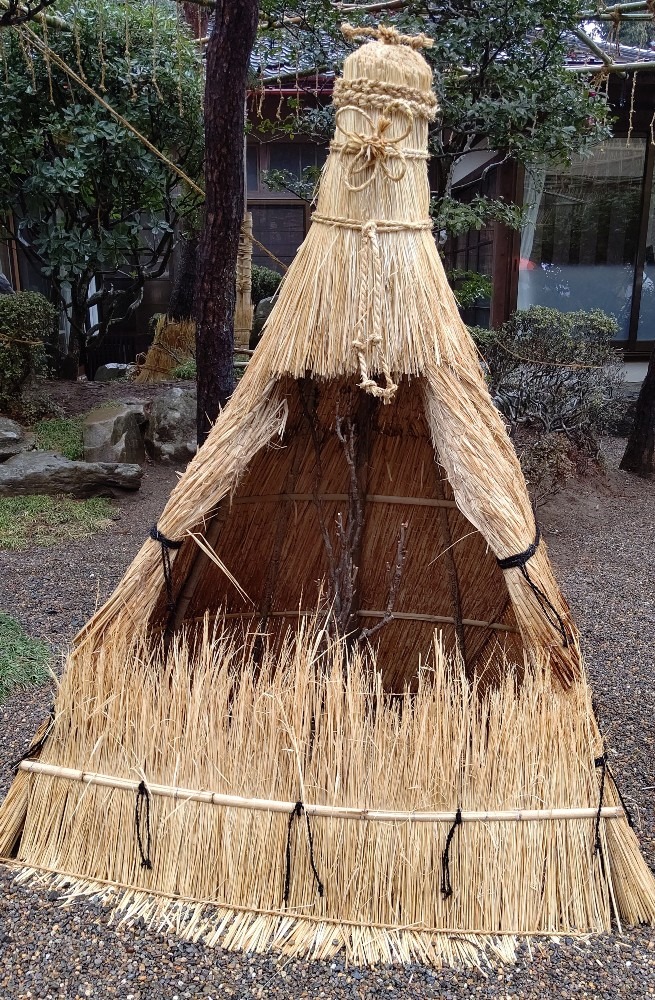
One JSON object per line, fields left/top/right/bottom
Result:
{"left": 471, "top": 306, "right": 623, "bottom": 494}
{"left": 447, "top": 269, "right": 493, "bottom": 309}
{"left": 0, "top": 495, "right": 115, "bottom": 550}
{"left": 172, "top": 359, "right": 197, "bottom": 380}
{"left": 0, "top": 613, "right": 51, "bottom": 701}
{"left": 34, "top": 416, "right": 84, "bottom": 460}
{"left": 0, "top": 291, "right": 57, "bottom": 409}
{"left": 251, "top": 264, "right": 282, "bottom": 306}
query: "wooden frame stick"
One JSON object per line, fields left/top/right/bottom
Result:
{"left": 19, "top": 762, "right": 623, "bottom": 824}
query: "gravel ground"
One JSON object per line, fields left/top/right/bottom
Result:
{"left": 0, "top": 437, "right": 653, "bottom": 999}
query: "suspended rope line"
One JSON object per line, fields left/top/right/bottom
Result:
{"left": 13, "top": 21, "right": 288, "bottom": 272}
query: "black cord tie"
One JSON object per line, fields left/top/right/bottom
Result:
{"left": 594, "top": 754, "right": 607, "bottom": 856}
{"left": 497, "top": 527, "right": 570, "bottom": 647}
{"left": 441, "top": 808, "right": 463, "bottom": 900}
{"left": 150, "top": 525, "right": 183, "bottom": 613}
{"left": 283, "top": 801, "right": 324, "bottom": 908}
{"left": 135, "top": 780, "right": 153, "bottom": 870}
{"left": 11, "top": 706, "right": 56, "bottom": 771}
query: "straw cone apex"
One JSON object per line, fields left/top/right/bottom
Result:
{"left": 252, "top": 30, "right": 476, "bottom": 384}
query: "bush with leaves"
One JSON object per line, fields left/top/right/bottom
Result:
{"left": 0, "top": 291, "right": 57, "bottom": 410}
{"left": 0, "top": 2, "right": 203, "bottom": 374}
{"left": 472, "top": 307, "right": 624, "bottom": 495}
{"left": 251, "top": 264, "right": 282, "bottom": 305}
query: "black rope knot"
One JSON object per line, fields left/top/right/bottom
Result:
{"left": 150, "top": 525, "right": 183, "bottom": 613}
{"left": 135, "top": 780, "right": 153, "bottom": 870}
{"left": 283, "top": 800, "right": 324, "bottom": 908}
{"left": 441, "top": 807, "right": 463, "bottom": 900}
{"left": 11, "top": 706, "right": 56, "bottom": 771}
{"left": 497, "top": 527, "right": 570, "bottom": 648}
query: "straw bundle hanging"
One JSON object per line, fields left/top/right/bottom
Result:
{"left": 234, "top": 210, "right": 254, "bottom": 350}
{"left": 1, "top": 24, "right": 654, "bottom": 969}
{"left": 133, "top": 314, "right": 196, "bottom": 383}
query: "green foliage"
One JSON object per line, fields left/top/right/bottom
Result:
{"left": 472, "top": 306, "right": 624, "bottom": 493}
{"left": 257, "top": 1, "right": 612, "bottom": 241}
{"left": 34, "top": 416, "right": 84, "bottom": 460}
{"left": 0, "top": 1, "right": 204, "bottom": 362}
{"left": 251, "top": 264, "right": 283, "bottom": 305}
{"left": 434, "top": 196, "right": 525, "bottom": 238}
{"left": 0, "top": 494, "right": 115, "bottom": 551}
{"left": 447, "top": 269, "right": 492, "bottom": 309}
{"left": 172, "top": 359, "right": 197, "bottom": 380}
{"left": 262, "top": 165, "right": 322, "bottom": 203}
{"left": 0, "top": 613, "right": 51, "bottom": 702}
{"left": 0, "top": 291, "right": 57, "bottom": 407}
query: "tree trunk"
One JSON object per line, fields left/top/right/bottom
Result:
{"left": 194, "top": 0, "right": 258, "bottom": 445}
{"left": 169, "top": 235, "right": 198, "bottom": 321}
{"left": 620, "top": 350, "right": 655, "bottom": 478}
{"left": 60, "top": 278, "right": 90, "bottom": 380}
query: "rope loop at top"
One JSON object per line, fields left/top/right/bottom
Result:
{"left": 341, "top": 22, "right": 433, "bottom": 50}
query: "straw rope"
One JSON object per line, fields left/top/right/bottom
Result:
{"left": 353, "top": 220, "right": 397, "bottom": 401}
{"left": 312, "top": 213, "right": 432, "bottom": 402}
{"left": 331, "top": 106, "right": 427, "bottom": 191}
{"left": 333, "top": 76, "right": 438, "bottom": 120}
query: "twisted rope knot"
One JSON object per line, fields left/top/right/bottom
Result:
{"left": 333, "top": 107, "right": 414, "bottom": 192}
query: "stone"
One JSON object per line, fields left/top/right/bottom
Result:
{"left": 249, "top": 296, "right": 275, "bottom": 350}
{"left": 144, "top": 386, "right": 197, "bottom": 464}
{"left": 0, "top": 417, "right": 35, "bottom": 461}
{"left": 83, "top": 402, "right": 147, "bottom": 465}
{"left": 0, "top": 451, "right": 142, "bottom": 497}
{"left": 94, "top": 363, "right": 130, "bottom": 382}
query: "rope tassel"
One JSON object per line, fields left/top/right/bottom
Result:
{"left": 352, "top": 221, "right": 398, "bottom": 403}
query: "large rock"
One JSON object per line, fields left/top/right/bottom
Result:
{"left": 0, "top": 451, "right": 142, "bottom": 497}
{"left": 0, "top": 417, "right": 35, "bottom": 461}
{"left": 83, "top": 402, "right": 147, "bottom": 464}
{"left": 145, "top": 387, "right": 197, "bottom": 464}
{"left": 94, "top": 363, "right": 130, "bottom": 382}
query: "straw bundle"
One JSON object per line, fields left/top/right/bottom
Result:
{"left": 71, "top": 24, "right": 579, "bottom": 686}
{"left": 133, "top": 315, "right": 196, "bottom": 383}
{"left": 1, "top": 620, "right": 653, "bottom": 968}
{"left": 234, "top": 211, "right": 254, "bottom": 350}
{"left": 2, "top": 25, "right": 654, "bottom": 967}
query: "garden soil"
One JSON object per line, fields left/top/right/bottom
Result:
{"left": 0, "top": 433, "right": 653, "bottom": 999}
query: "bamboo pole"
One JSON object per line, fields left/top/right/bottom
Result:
{"left": 18, "top": 761, "right": 624, "bottom": 825}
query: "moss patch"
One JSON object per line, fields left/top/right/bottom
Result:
{"left": 0, "top": 613, "right": 51, "bottom": 701}
{"left": 0, "top": 495, "right": 115, "bottom": 550}
{"left": 34, "top": 416, "right": 84, "bottom": 460}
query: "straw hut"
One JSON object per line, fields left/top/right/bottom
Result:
{"left": 1, "top": 24, "right": 654, "bottom": 968}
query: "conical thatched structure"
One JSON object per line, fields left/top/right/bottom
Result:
{"left": 1, "top": 24, "right": 654, "bottom": 969}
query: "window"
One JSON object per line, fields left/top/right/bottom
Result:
{"left": 247, "top": 142, "right": 328, "bottom": 194}
{"left": 518, "top": 139, "right": 647, "bottom": 340}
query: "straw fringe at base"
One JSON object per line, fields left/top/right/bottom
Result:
{"left": 5, "top": 863, "right": 521, "bottom": 968}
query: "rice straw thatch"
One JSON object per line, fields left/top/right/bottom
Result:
{"left": 2, "top": 24, "right": 654, "bottom": 966}
{"left": 1, "top": 621, "right": 653, "bottom": 968}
